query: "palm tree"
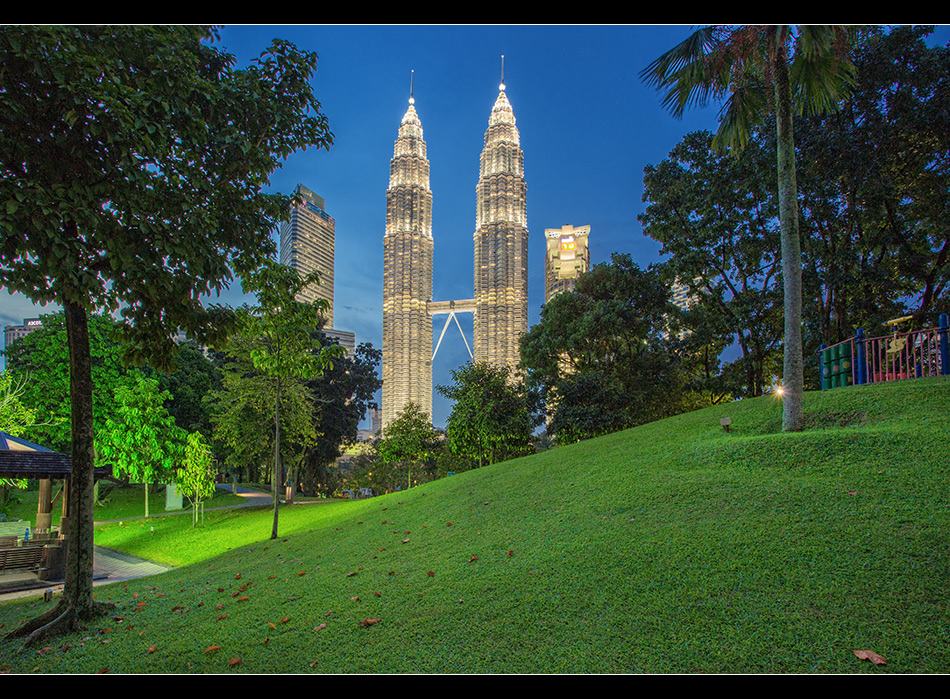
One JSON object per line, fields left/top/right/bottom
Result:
{"left": 641, "top": 25, "right": 855, "bottom": 431}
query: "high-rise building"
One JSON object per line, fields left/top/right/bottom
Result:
{"left": 544, "top": 224, "right": 590, "bottom": 302}
{"left": 4, "top": 317, "right": 43, "bottom": 351}
{"left": 382, "top": 90, "right": 434, "bottom": 427}
{"left": 473, "top": 76, "right": 529, "bottom": 372}
{"left": 671, "top": 280, "right": 695, "bottom": 312}
{"left": 279, "top": 184, "right": 335, "bottom": 325}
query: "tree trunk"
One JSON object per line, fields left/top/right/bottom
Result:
{"left": 774, "top": 33, "right": 805, "bottom": 432}
{"left": 271, "top": 377, "right": 281, "bottom": 540}
{"left": 7, "top": 297, "right": 112, "bottom": 645}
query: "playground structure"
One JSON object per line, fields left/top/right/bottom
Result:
{"left": 820, "top": 313, "right": 950, "bottom": 389}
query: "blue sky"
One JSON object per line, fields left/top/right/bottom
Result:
{"left": 3, "top": 25, "right": 947, "bottom": 427}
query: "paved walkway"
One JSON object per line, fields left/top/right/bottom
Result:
{"left": 0, "top": 485, "right": 275, "bottom": 601}
{"left": 0, "top": 546, "right": 173, "bottom": 601}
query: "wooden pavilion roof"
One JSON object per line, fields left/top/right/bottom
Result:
{"left": 0, "top": 432, "right": 112, "bottom": 480}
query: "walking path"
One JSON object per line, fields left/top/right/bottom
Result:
{"left": 0, "top": 485, "right": 277, "bottom": 601}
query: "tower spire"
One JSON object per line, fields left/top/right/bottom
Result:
{"left": 409, "top": 69, "right": 414, "bottom": 105}
{"left": 499, "top": 55, "right": 505, "bottom": 91}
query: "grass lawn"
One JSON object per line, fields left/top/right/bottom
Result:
{"left": 1, "top": 377, "right": 948, "bottom": 673}
{"left": 3, "top": 482, "right": 251, "bottom": 528}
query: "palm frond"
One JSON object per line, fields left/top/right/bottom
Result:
{"left": 640, "top": 26, "right": 731, "bottom": 118}
{"left": 790, "top": 26, "right": 857, "bottom": 116}
{"left": 713, "top": 81, "right": 769, "bottom": 153}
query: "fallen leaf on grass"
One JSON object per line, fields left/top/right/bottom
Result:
{"left": 228, "top": 657, "right": 242, "bottom": 667}
{"left": 314, "top": 623, "right": 327, "bottom": 632}
{"left": 350, "top": 596, "right": 360, "bottom": 601}
{"left": 297, "top": 571, "right": 306, "bottom": 576}
{"left": 468, "top": 556, "right": 478, "bottom": 563}
{"left": 96, "top": 669, "right": 109, "bottom": 674}
{"left": 216, "top": 614, "right": 228, "bottom": 621}
{"left": 147, "top": 644, "right": 157, "bottom": 654}
{"left": 268, "top": 622, "right": 277, "bottom": 630}
{"left": 358, "top": 618, "right": 382, "bottom": 627}
{"left": 427, "top": 571, "right": 435, "bottom": 577}
{"left": 854, "top": 650, "right": 886, "bottom": 665}
{"left": 507, "top": 550, "right": 513, "bottom": 557}
{"left": 280, "top": 617, "right": 290, "bottom": 625}
{"left": 237, "top": 596, "right": 249, "bottom": 603}
{"left": 205, "top": 645, "right": 221, "bottom": 654}
{"left": 346, "top": 571, "right": 358, "bottom": 577}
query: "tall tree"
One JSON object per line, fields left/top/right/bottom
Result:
{"left": 209, "top": 335, "right": 315, "bottom": 486}
{"left": 641, "top": 25, "right": 855, "bottom": 431}
{"left": 795, "top": 26, "right": 950, "bottom": 340}
{"left": 299, "top": 338, "right": 381, "bottom": 496}
{"left": 3, "top": 311, "right": 138, "bottom": 452}
{"left": 376, "top": 402, "right": 439, "bottom": 490}
{"left": 639, "top": 130, "right": 784, "bottom": 397}
{"left": 438, "top": 362, "right": 538, "bottom": 467}
{"left": 159, "top": 341, "right": 223, "bottom": 438}
{"left": 0, "top": 26, "right": 333, "bottom": 644}
{"left": 237, "top": 260, "right": 343, "bottom": 539}
{"left": 96, "top": 374, "right": 186, "bottom": 518}
{"left": 176, "top": 431, "right": 217, "bottom": 527}
{"left": 520, "top": 255, "right": 694, "bottom": 443}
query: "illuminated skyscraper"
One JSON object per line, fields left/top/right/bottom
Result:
{"left": 544, "top": 224, "right": 590, "bottom": 302}
{"left": 279, "top": 184, "right": 335, "bottom": 325}
{"left": 382, "top": 88, "right": 434, "bottom": 427}
{"left": 473, "top": 72, "right": 529, "bottom": 371}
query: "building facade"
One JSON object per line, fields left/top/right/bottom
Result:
{"left": 473, "top": 80, "right": 529, "bottom": 372}
{"left": 382, "top": 93, "right": 435, "bottom": 427}
{"left": 279, "top": 184, "right": 335, "bottom": 325}
{"left": 3, "top": 317, "right": 43, "bottom": 351}
{"left": 544, "top": 224, "right": 590, "bottom": 302}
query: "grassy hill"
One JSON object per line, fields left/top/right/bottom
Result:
{"left": 1, "top": 377, "right": 948, "bottom": 673}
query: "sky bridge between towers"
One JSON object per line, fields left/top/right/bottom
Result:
{"left": 428, "top": 299, "right": 475, "bottom": 362}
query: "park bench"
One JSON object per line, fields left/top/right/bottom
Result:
{"left": 0, "top": 544, "right": 46, "bottom": 574}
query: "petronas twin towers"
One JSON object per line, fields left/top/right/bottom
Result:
{"left": 382, "top": 72, "right": 529, "bottom": 428}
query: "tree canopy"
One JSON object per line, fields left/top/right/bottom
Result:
{"left": 438, "top": 362, "right": 538, "bottom": 467}
{"left": 639, "top": 130, "right": 783, "bottom": 398}
{"left": 96, "top": 374, "right": 186, "bottom": 518}
{"left": 520, "top": 255, "right": 704, "bottom": 444}
{"left": 376, "top": 402, "right": 440, "bottom": 490}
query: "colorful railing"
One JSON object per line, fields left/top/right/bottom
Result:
{"left": 819, "top": 313, "right": 950, "bottom": 389}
